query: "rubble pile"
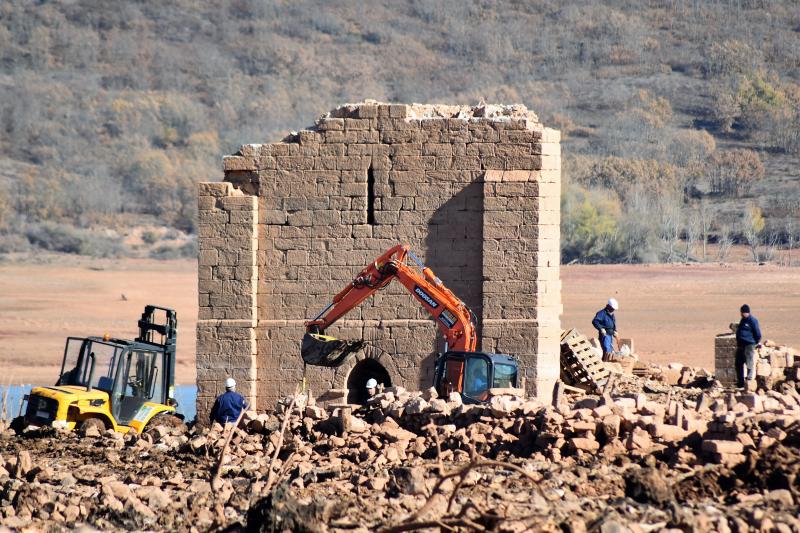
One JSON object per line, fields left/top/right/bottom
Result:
{"left": 0, "top": 423, "right": 227, "bottom": 531}
{"left": 582, "top": 335, "right": 715, "bottom": 388}
{"left": 600, "top": 337, "right": 799, "bottom": 394}
{"left": 752, "top": 340, "right": 800, "bottom": 390}
{"left": 2, "top": 368, "right": 800, "bottom": 531}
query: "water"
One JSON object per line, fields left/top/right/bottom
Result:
{"left": 173, "top": 384, "right": 197, "bottom": 421}
{"left": 0, "top": 384, "right": 197, "bottom": 422}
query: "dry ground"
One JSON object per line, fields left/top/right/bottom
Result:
{"left": 562, "top": 263, "right": 800, "bottom": 369}
{"left": 0, "top": 256, "right": 197, "bottom": 384}
{"left": 2, "top": 256, "right": 800, "bottom": 384}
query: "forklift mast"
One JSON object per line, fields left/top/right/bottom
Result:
{"left": 136, "top": 305, "right": 177, "bottom": 400}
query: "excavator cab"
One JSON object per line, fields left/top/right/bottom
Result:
{"left": 434, "top": 352, "right": 518, "bottom": 403}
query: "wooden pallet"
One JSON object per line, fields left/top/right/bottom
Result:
{"left": 560, "top": 328, "right": 610, "bottom": 393}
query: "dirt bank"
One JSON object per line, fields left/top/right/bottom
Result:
{"left": 0, "top": 256, "right": 197, "bottom": 384}
{"left": 563, "top": 263, "right": 800, "bottom": 368}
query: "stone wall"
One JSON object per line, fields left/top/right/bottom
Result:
{"left": 196, "top": 102, "right": 561, "bottom": 418}
{"left": 714, "top": 333, "right": 738, "bottom": 385}
{"left": 197, "top": 183, "right": 258, "bottom": 413}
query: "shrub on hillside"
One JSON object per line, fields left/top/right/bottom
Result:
{"left": 703, "top": 40, "right": 762, "bottom": 79}
{"left": 121, "top": 149, "right": 198, "bottom": 231}
{"left": 586, "top": 157, "right": 680, "bottom": 201}
{"left": 25, "top": 223, "right": 124, "bottom": 257}
{"left": 11, "top": 168, "right": 80, "bottom": 222}
{"left": 562, "top": 185, "right": 624, "bottom": 263}
{"left": 707, "top": 149, "right": 764, "bottom": 198}
{"left": 630, "top": 89, "right": 673, "bottom": 129}
{"left": 667, "top": 129, "right": 716, "bottom": 167}
{"left": 0, "top": 233, "right": 32, "bottom": 254}
{"left": 0, "top": 190, "right": 10, "bottom": 231}
{"left": 141, "top": 230, "right": 159, "bottom": 245}
{"left": 149, "top": 239, "right": 197, "bottom": 260}
{"left": 712, "top": 73, "right": 800, "bottom": 153}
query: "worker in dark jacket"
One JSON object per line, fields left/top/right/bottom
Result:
{"left": 735, "top": 304, "right": 762, "bottom": 388}
{"left": 211, "top": 377, "right": 248, "bottom": 425}
{"left": 592, "top": 298, "right": 619, "bottom": 361}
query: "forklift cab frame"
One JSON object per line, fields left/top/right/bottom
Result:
{"left": 56, "top": 337, "right": 170, "bottom": 425}
{"left": 434, "top": 351, "right": 519, "bottom": 403}
{"left": 21, "top": 305, "right": 179, "bottom": 434}
{"left": 53, "top": 305, "right": 178, "bottom": 427}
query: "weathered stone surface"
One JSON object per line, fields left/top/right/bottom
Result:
{"left": 702, "top": 439, "right": 744, "bottom": 454}
{"left": 197, "top": 101, "right": 562, "bottom": 416}
{"left": 570, "top": 437, "right": 600, "bottom": 452}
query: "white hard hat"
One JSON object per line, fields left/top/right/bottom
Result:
{"left": 607, "top": 298, "right": 619, "bottom": 310}
{"left": 365, "top": 378, "right": 378, "bottom": 389}
{"left": 225, "top": 377, "right": 236, "bottom": 389}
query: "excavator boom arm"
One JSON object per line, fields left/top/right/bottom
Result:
{"left": 304, "top": 245, "right": 477, "bottom": 361}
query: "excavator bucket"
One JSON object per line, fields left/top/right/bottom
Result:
{"left": 301, "top": 333, "right": 364, "bottom": 367}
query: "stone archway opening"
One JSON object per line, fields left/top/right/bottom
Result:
{"left": 347, "top": 358, "right": 391, "bottom": 404}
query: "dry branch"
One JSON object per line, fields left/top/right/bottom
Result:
{"left": 264, "top": 393, "right": 298, "bottom": 492}
{"left": 394, "top": 439, "right": 543, "bottom": 531}
{"left": 210, "top": 409, "right": 246, "bottom": 493}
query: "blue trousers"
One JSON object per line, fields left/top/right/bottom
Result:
{"left": 600, "top": 335, "right": 614, "bottom": 354}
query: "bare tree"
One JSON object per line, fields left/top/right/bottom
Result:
{"left": 741, "top": 205, "right": 765, "bottom": 262}
{"left": 658, "top": 200, "right": 682, "bottom": 263}
{"left": 683, "top": 208, "right": 701, "bottom": 262}
{"left": 762, "top": 231, "right": 781, "bottom": 263}
{"left": 699, "top": 199, "right": 711, "bottom": 262}
{"left": 717, "top": 223, "right": 733, "bottom": 262}
{"left": 785, "top": 218, "right": 798, "bottom": 267}
{"left": 620, "top": 190, "right": 657, "bottom": 263}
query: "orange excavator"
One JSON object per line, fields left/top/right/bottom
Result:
{"left": 301, "top": 244, "right": 519, "bottom": 402}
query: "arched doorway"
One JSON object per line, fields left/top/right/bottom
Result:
{"left": 346, "top": 358, "right": 391, "bottom": 404}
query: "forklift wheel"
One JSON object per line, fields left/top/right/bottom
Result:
{"left": 78, "top": 417, "right": 107, "bottom": 437}
{"left": 9, "top": 416, "right": 26, "bottom": 435}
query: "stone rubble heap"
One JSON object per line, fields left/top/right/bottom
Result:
{"left": 751, "top": 340, "right": 800, "bottom": 389}
{"left": 3, "top": 360, "right": 800, "bottom": 531}
{"left": 607, "top": 338, "right": 800, "bottom": 394}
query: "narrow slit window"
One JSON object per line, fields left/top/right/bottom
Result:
{"left": 367, "top": 166, "right": 376, "bottom": 225}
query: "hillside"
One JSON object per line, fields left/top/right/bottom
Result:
{"left": 0, "top": 0, "right": 798, "bottom": 262}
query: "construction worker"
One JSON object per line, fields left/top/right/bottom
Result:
{"left": 210, "top": 377, "right": 248, "bottom": 425}
{"left": 365, "top": 378, "right": 378, "bottom": 399}
{"left": 592, "top": 298, "right": 619, "bottom": 361}
{"left": 736, "top": 304, "right": 762, "bottom": 388}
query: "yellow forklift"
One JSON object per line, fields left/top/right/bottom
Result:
{"left": 17, "top": 305, "right": 183, "bottom": 434}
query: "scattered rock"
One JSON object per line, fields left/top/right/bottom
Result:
{"left": 625, "top": 467, "right": 674, "bottom": 506}
{"left": 390, "top": 466, "right": 427, "bottom": 496}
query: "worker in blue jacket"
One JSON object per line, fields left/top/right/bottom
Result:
{"left": 735, "top": 304, "right": 762, "bottom": 388}
{"left": 592, "top": 298, "right": 619, "bottom": 361}
{"left": 211, "top": 377, "right": 248, "bottom": 425}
